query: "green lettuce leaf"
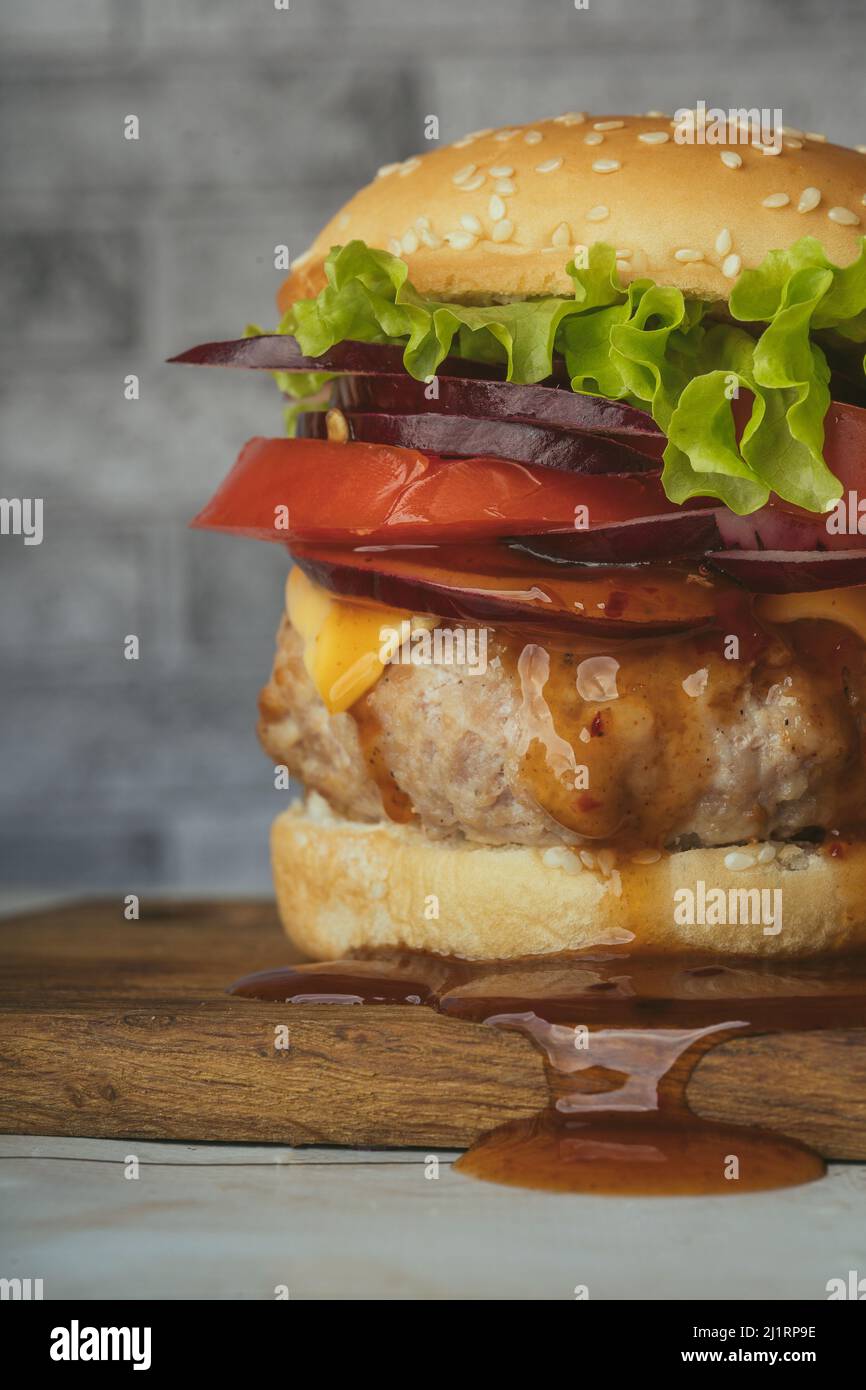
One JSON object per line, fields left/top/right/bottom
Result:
{"left": 274, "top": 236, "right": 866, "bottom": 514}
{"left": 727, "top": 240, "right": 866, "bottom": 511}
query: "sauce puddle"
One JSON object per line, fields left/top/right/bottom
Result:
{"left": 229, "top": 952, "right": 866, "bottom": 1195}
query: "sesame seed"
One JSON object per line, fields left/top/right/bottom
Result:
{"left": 415, "top": 215, "right": 430, "bottom": 230}
{"left": 579, "top": 850, "right": 596, "bottom": 870}
{"left": 724, "top": 850, "right": 756, "bottom": 871}
{"left": 554, "top": 111, "right": 586, "bottom": 125}
{"left": 828, "top": 206, "right": 861, "bottom": 225}
{"left": 597, "top": 847, "right": 617, "bottom": 875}
{"left": 715, "top": 227, "right": 732, "bottom": 255}
{"left": 419, "top": 228, "right": 441, "bottom": 249}
{"left": 616, "top": 259, "right": 631, "bottom": 273}
{"left": 388, "top": 237, "right": 402, "bottom": 256}
{"left": 399, "top": 158, "right": 421, "bottom": 176}
{"left": 797, "top": 186, "right": 821, "bottom": 213}
{"left": 631, "top": 848, "right": 661, "bottom": 864}
{"left": 495, "top": 178, "right": 516, "bottom": 194}
{"left": 488, "top": 194, "right": 507, "bottom": 222}
{"left": 465, "top": 128, "right": 493, "bottom": 140}
{"left": 536, "top": 157, "right": 563, "bottom": 173}
{"left": 592, "top": 159, "right": 620, "bottom": 173}
{"left": 551, "top": 221, "right": 571, "bottom": 247}
{"left": 674, "top": 248, "right": 703, "bottom": 262}
{"left": 493, "top": 129, "right": 519, "bottom": 141}
{"left": 377, "top": 162, "right": 401, "bottom": 178}
{"left": 722, "top": 253, "right": 742, "bottom": 278}
{"left": 638, "top": 130, "right": 669, "bottom": 144}
{"left": 720, "top": 151, "right": 742, "bottom": 169}
{"left": 609, "top": 869, "right": 623, "bottom": 897}
{"left": 806, "top": 131, "right": 827, "bottom": 142}
{"left": 857, "top": 145, "right": 866, "bottom": 154}
{"left": 758, "top": 143, "right": 782, "bottom": 156}
{"left": 542, "top": 846, "right": 583, "bottom": 873}
{"left": 460, "top": 213, "right": 482, "bottom": 234}
{"left": 401, "top": 229, "right": 419, "bottom": 253}
{"left": 645, "top": 110, "right": 667, "bottom": 118}
{"left": 594, "top": 119, "right": 625, "bottom": 131}
{"left": 615, "top": 247, "right": 632, "bottom": 258}
{"left": 452, "top": 137, "right": 474, "bottom": 149}
{"left": 781, "top": 125, "right": 804, "bottom": 139}
{"left": 452, "top": 163, "right": 477, "bottom": 186}
{"left": 584, "top": 132, "right": 604, "bottom": 146}
{"left": 325, "top": 408, "right": 349, "bottom": 443}
{"left": 488, "top": 165, "right": 514, "bottom": 177}
{"left": 524, "top": 130, "right": 543, "bottom": 144}
{"left": 762, "top": 192, "right": 790, "bottom": 208}
{"left": 491, "top": 219, "right": 514, "bottom": 242}
{"left": 444, "top": 230, "right": 477, "bottom": 250}
{"left": 784, "top": 138, "right": 804, "bottom": 150}
{"left": 459, "top": 173, "right": 485, "bottom": 191}
{"left": 586, "top": 205, "right": 610, "bottom": 221}
{"left": 682, "top": 667, "right": 709, "bottom": 698}
{"left": 757, "top": 844, "right": 778, "bottom": 864}
{"left": 778, "top": 844, "right": 807, "bottom": 867}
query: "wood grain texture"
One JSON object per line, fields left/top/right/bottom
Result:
{"left": 1, "top": 901, "right": 864, "bottom": 1157}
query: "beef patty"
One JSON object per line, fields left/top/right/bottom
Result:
{"left": 259, "top": 608, "right": 866, "bottom": 850}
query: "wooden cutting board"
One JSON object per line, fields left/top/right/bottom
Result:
{"left": 1, "top": 900, "right": 865, "bottom": 1158}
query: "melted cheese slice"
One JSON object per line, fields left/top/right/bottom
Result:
{"left": 756, "top": 586, "right": 866, "bottom": 645}
{"left": 286, "top": 567, "right": 436, "bottom": 714}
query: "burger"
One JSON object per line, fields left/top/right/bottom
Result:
{"left": 173, "top": 112, "right": 866, "bottom": 961}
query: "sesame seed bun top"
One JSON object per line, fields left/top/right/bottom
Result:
{"left": 278, "top": 112, "right": 866, "bottom": 314}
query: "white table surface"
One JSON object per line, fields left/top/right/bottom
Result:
{"left": 2, "top": 1135, "right": 865, "bottom": 1300}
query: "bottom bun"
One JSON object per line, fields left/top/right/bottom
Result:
{"left": 271, "top": 796, "right": 866, "bottom": 960}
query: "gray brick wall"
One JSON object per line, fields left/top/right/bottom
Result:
{"left": 2, "top": 0, "right": 864, "bottom": 890}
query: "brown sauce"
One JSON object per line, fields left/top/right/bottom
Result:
{"left": 454, "top": 1016, "right": 823, "bottom": 1194}
{"left": 228, "top": 950, "right": 866, "bottom": 1195}
{"left": 500, "top": 619, "right": 866, "bottom": 850}
{"left": 456, "top": 1106, "right": 823, "bottom": 1195}
{"left": 349, "top": 694, "right": 414, "bottom": 823}
{"left": 501, "top": 630, "right": 749, "bottom": 847}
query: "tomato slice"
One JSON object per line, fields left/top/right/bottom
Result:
{"left": 190, "top": 437, "right": 696, "bottom": 546}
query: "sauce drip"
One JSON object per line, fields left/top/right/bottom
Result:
{"left": 349, "top": 694, "right": 414, "bottom": 822}
{"left": 455, "top": 1014, "right": 823, "bottom": 1194}
{"left": 229, "top": 951, "right": 866, "bottom": 1195}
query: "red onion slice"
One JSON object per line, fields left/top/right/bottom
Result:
{"left": 305, "top": 409, "right": 658, "bottom": 474}
{"left": 333, "top": 372, "right": 663, "bottom": 449}
{"left": 290, "top": 543, "right": 719, "bottom": 636}
{"left": 706, "top": 550, "right": 866, "bottom": 592}
{"left": 510, "top": 510, "right": 724, "bottom": 564}
{"left": 169, "top": 335, "right": 664, "bottom": 446}
{"left": 169, "top": 334, "right": 521, "bottom": 380}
